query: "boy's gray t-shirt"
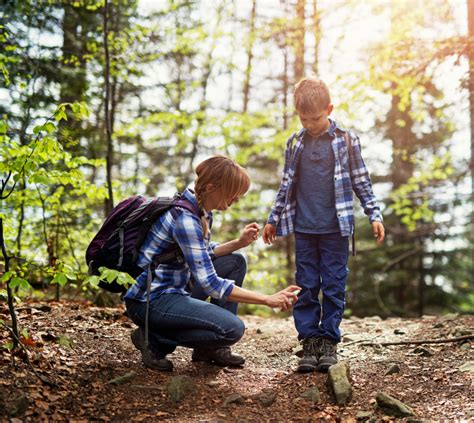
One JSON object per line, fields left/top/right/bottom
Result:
{"left": 294, "top": 131, "right": 339, "bottom": 234}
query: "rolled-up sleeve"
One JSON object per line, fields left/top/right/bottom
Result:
{"left": 172, "top": 211, "right": 234, "bottom": 300}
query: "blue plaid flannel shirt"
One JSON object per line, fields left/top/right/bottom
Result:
{"left": 267, "top": 119, "right": 383, "bottom": 238}
{"left": 124, "top": 188, "right": 234, "bottom": 302}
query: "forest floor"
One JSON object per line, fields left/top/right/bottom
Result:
{"left": 0, "top": 300, "right": 473, "bottom": 422}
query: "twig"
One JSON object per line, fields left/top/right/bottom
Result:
{"left": 358, "top": 335, "right": 473, "bottom": 347}
{"left": 344, "top": 335, "right": 381, "bottom": 347}
{"left": 1, "top": 322, "right": 57, "bottom": 387}
{"left": 381, "top": 247, "right": 422, "bottom": 273}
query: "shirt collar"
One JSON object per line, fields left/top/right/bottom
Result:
{"left": 299, "top": 118, "right": 342, "bottom": 141}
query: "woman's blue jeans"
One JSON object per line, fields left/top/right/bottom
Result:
{"left": 293, "top": 232, "right": 349, "bottom": 343}
{"left": 125, "top": 252, "right": 247, "bottom": 356}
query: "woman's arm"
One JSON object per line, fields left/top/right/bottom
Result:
{"left": 227, "top": 285, "right": 301, "bottom": 311}
{"left": 213, "top": 222, "right": 260, "bottom": 257}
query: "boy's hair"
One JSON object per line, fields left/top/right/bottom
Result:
{"left": 294, "top": 76, "right": 331, "bottom": 114}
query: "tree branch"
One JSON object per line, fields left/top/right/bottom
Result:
{"left": 359, "top": 335, "right": 473, "bottom": 347}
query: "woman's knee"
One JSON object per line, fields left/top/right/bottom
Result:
{"left": 222, "top": 314, "right": 245, "bottom": 343}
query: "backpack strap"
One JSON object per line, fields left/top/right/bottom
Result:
{"left": 144, "top": 194, "right": 200, "bottom": 348}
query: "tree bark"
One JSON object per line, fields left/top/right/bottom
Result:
{"left": 294, "top": 0, "right": 305, "bottom": 82}
{"left": 103, "top": 0, "right": 114, "bottom": 215}
{"left": 468, "top": 0, "right": 474, "bottom": 206}
{"left": 242, "top": 0, "right": 257, "bottom": 113}
{"left": 312, "top": 0, "right": 320, "bottom": 74}
{"left": 0, "top": 218, "right": 19, "bottom": 348}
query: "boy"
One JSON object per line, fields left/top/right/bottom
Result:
{"left": 262, "top": 76, "right": 385, "bottom": 373}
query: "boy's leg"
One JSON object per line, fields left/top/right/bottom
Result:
{"left": 317, "top": 233, "right": 349, "bottom": 371}
{"left": 293, "top": 232, "right": 322, "bottom": 339}
{"left": 190, "top": 252, "right": 247, "bottom": 315}
{"left": 293, "top": 232, "right": 323, "bottom": 373}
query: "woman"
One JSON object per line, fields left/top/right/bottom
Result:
{"left": 124, "top": 155, "right": 299, "bottom": 371}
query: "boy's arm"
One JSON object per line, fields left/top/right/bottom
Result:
{"left": 347, "top": 132, "right": 383, "bottom": 223}
{"left": 267, "top": 133, "right": 295, "bottom": 227}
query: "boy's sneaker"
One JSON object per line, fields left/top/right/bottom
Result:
{"left": 192, "top": 346, "right": 245, "bottom": 367}
{"left": 317, "top": 337, "right": 338, "bottom": 372}
{"left": 130, "top": 328, "right": 173, "bottom": 372}
{"left": 297, "top": 337, "right": 321, "bottom": 373}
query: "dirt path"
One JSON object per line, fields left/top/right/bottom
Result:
{"left": 1, "top": 301, "right": 473, "bottom": 421}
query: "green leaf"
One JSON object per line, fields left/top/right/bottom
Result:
{"left": 9, "top": 277, "right": 30, "bottom": 290}
{"left": 44, "top": 122, "right": 56, "bottom": 134}
{"left": 56, "top": 335, "right": 73, "bottom": 348}
{"left": 52, "top": 273, "right": 68, "bottom": 287}
{"left": 2, "top": 342, "right": 14, "bottom": 351}
{"left": 1, "top": 271, "right": 13, "bottom": 282}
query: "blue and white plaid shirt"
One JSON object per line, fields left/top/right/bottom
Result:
{"left": 267, "top": 119, "right": 383, "bottom": 237}
{"left": 124, "top": 188, "right": 234, "bottom": 302}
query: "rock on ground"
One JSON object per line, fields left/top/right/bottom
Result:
{"left": 166, "top": 375, "right": 195, "bottom": 403}
{"left": 376, "top": 391, "right": 415, "bottom": 417}
{"left": 328, "top": 362, "right": 352, "bottom": 405}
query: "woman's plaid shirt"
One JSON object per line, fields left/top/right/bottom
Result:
{"left": 124, "top": 188, "right": 234, "bottom": 303}
{"left": 267, "top": 119, "right": 383, "bottom": 238}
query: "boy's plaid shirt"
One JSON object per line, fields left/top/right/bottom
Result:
{"left": 267, "top": 119, "right": 383, "bottom": 237}
{"left": 124, "top": 188, "right": 234, "bottom": 303}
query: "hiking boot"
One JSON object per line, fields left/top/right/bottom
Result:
{"left": 297, "top": 337, "right": 322, "bottom": 373}
{"left": 130, "top": 328, "right": 145, "bottom": 351}
{"left": 130, "top": 328, "right": 173, "bottom": 372}
{"left": 317, "top": 337, "right": 338, "bottom": 372}
{"left": 192, "top": 346, "right": 245, "bottom": 367}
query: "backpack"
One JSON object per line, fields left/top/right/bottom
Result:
{"left": 85, "top": 193, "right": 199, "bottom": 293}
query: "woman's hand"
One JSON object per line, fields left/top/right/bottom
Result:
{"left": 262, "top": 223, "right": 276, "bottom": 245}
{"left": 238, "top": 222, "right": 260, "bottom": 247}
{"left": 264, "top": 285, "right": 301, "bottom": 311}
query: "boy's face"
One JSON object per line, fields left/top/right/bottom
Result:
{"left": 297, "top": 104, "right": 333, "bottom": 137}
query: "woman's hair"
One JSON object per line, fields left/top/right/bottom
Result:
{"left": 194, "top": 155, "right": 250, "bottom": 235}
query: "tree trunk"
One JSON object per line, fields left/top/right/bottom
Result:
{"left": 294, "top": 0, "right": 305, "bottom": 82}
{"left": 312, "top": 0, "right": 320, "bottom": 74}
{"left": 242, "top": 0, "right": 257, "bottom": 113}
{"left": 103, "top": 0, "right": 114, "bottom": 215}
{"left": 468, "top": 0, "right": 474, "bottom": 204}
{"left": 0, "top": 218, "right": 19, "bottom": 348}
{"left": 417, "top": 238, "right": 424, "bottom": 317}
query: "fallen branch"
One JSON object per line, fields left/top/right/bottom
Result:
{"left": 108, "top": 371, "right": 137, "bottom": 385}
{"left": 359, "top": 335, "right": 473, "bottom": 347}
{"left": 344, "top": 335, "right": 381, "bottom": 346}
{"left": 1, "top": 322, "right": 57, "bottom": 387}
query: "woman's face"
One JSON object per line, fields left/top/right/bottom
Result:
{"left": 203, "top": 184, "right": 241, "bottom": 211}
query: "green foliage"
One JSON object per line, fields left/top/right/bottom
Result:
{"left": 0, "top": 0, "right": 469, "bottom": 319}
{"left": 84, "top": 267, "right": 135, "bottom": 291}
{"left": 390, "top": 154, "right": 453, "bottom": 231}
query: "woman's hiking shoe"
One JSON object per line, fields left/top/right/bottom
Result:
{"left": 130, "top": 328, "right": 145, "bottom": 351}
{"left": 297, "top": 337, "right": 322, "bottom": 373}
{"left": 192, "top": 346, "right": 245, "bottom": 367}
{"left": 130, "top": 328, "right": 173, "bottom": 372}
{"left": 317, "top": 337, "right": 338, "bottom": 372}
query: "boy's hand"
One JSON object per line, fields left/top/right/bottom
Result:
{"left": 372, "top": 222, "right": 385, "bottom": 246}
{"left": 262, "top": 223, "right": 276, "bottom": 245}
{"left": 238, "top": 223, "right": 260, "bottom": 247}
